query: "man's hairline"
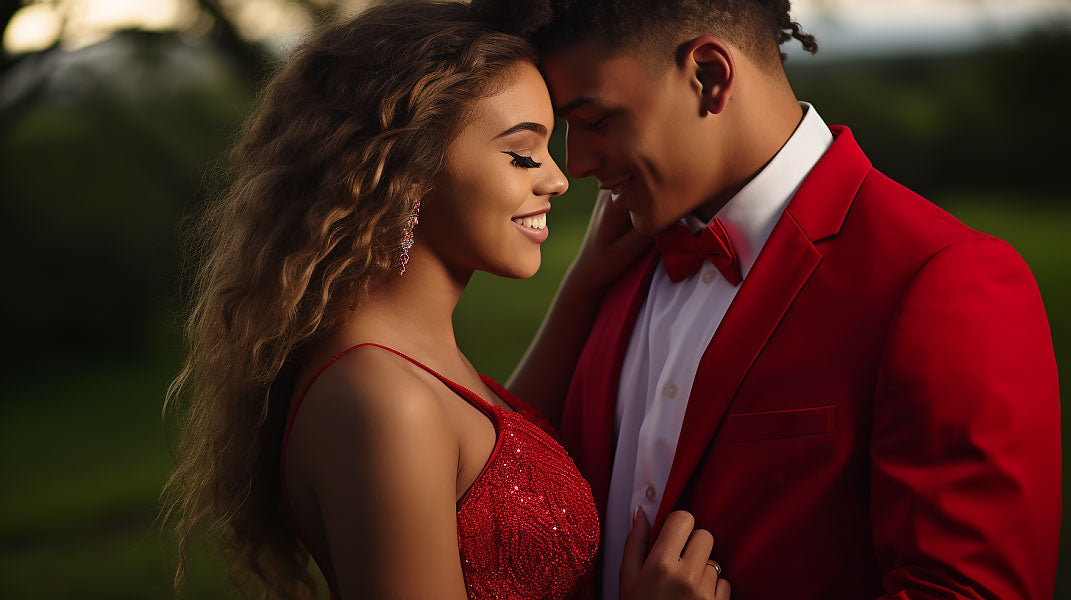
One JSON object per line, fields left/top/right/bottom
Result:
{"left": 538, "top": 29, "right": 786, "bottom": 84}
{"left": 539, "top": 36, "right": 786, "bottom": 116}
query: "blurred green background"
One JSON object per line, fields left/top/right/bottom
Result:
{"left": 1, "top": 0, "right": 1067, "bottom": 598}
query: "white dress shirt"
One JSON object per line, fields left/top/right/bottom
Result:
{"left": 601, "top": 103, "right": 833, "bottom": 600}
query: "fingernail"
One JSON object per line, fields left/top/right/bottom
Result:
{"left": 632, "top": 506, "right": 642, "bottom": 525}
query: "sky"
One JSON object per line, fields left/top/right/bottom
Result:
{"left": 4, "top": 0, "right": 1070, "bottom": 57}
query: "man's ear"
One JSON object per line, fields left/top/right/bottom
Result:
{"left": 681, "top": 36, "right": 734, "bottom": 117}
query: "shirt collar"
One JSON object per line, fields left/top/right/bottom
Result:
{"left": 683, "top": 102, "right": 833, "bottom": 279}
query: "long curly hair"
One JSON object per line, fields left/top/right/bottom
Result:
{"left": 160, "top": 2, "right": 534, "bottom": 597}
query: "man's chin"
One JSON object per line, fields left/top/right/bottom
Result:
{"left": 630, "top": 211, "right": 679, "bottom": 236}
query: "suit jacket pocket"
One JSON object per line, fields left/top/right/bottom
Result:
{"left": 722, "top": 405, "right": 835, "bottom": 443}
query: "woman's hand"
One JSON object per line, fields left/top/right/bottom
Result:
{"left": 563, "top": 189, "right": 653, "bottom": 297}
{"left": 620, "top": 509, "right": 730, "bottom": 600}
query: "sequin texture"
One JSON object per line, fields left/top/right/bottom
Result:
{"left": 280, "top": 344, "right": 600, "bottom": 600}
{"left": 457, "top": 375, "right": 600, "bottom": 600}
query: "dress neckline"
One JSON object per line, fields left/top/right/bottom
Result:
{"left": 279, "top": 343, "right": 572, "bottom": 600}
{"left": 281, "top": 342, "right": 526, "bottom": 511}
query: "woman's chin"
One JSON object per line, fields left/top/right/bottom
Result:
{"left": 485, "top": 253, "right": 541, "bottom": 280}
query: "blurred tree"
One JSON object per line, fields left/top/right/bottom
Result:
{"left": 290, "top": 0, "right": 343, "bottom": 23}
{"left": 0, "top": 29, "right": 253, "bottom": 373}
{"left": 0, "top": 0, "right": 356, "bottom": 81}
{"left": 0, "top": 0, "right": 19, "bottom": 32}
{"left": 1, "top": 0, "right": 27, "bottom": 68}
{"left": 0, "top": 0, "right": 1066, "bottom": 377}
{"left": 192, "top": 0, "right": 273, "bottom": 84}
{"left": 786, "top": 20, "right": 1071, "bottom": 199}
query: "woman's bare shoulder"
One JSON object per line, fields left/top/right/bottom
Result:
{"left": 287, "top": 345, "right": 468, "bottom": 599}
{"left": 297, "top": 345, "right": 449, "bottom": 424}
{"left": 287, "top": 345, "right": 457, "bottom": 472}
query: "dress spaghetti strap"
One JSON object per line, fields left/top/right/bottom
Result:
{"left": 276, "top": 342, "right": 598, "bottom": 600}
{"left": 278, "top": 342, "right": 501, "bottom": 598}
{"left": 286, "top": 342, "right": 508, "bottom": 422}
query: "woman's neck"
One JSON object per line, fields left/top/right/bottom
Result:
{"left": 335, "top": 246, "right": 471, "bottom": 357}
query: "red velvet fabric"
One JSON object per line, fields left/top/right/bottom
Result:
{"left": 562, "top": 127, "right": 1061, "bottom": 600}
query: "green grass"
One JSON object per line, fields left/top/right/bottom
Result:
{"left": 0, "top": 358, "right": 235, "bottom": 597}
{"left": 1, "top": 193, "right": 1067, "bottom": 598}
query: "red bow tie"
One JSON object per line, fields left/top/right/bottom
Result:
{"left": 652, "top": 219, "right": 742, "bottom": 285}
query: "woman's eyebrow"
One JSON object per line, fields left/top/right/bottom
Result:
{"left": 493, "top": 121, "right": 548, "bottom": 140}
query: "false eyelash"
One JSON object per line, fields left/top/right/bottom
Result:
{"left": 503, "top": 151, "right": 542, "bottom": 169}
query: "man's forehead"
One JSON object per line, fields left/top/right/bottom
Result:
{"left": 542, "top": 50, "right": 649, "bottom": 114}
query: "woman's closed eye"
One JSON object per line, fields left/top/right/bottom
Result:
{"left": 503, "top": 151, "right": 542, "bottom": 169}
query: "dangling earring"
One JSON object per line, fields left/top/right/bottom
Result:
{"left": 398, "top": 197, "right": 420, "bottom": 275}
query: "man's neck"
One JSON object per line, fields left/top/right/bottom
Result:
{"left": 693, "top": 94, "right": 805, "bottom": 223}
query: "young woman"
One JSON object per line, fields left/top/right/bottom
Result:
{"left": 163, "top": 2, "right": 729, "bottom": 599}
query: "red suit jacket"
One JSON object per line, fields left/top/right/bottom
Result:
{"left": 562, "top": 127, "right": 1061, "bottom": 599}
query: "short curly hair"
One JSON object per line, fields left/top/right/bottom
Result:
{"left": 470, "top": 0, "right": 817, "bottom": 67}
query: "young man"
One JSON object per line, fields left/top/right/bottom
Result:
{"left": 479, "top": 1, "right": 1062, "bottom": 599}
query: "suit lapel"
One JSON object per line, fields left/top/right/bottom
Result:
{"left": 651, "top": 126, "right": 873, "bottom": 535}
{"left": 652, "top": 214, "right": 821, "bottom": 534}
{"left": 580, "top": 251, "right": 660, "bottom": 516}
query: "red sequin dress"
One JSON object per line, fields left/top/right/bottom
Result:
{"left": 280, "top": 343, "right": 600, "bottom": 599}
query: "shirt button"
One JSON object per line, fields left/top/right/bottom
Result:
{"left": 645, "top": 485, "right": 656, "bottom": 501}
{"left": 702, "top": 270, "right": 716, "bottom": 284}
{"left": 663, "top": 383, "right": 678, "bottom": 398}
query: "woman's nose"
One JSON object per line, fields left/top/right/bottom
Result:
{"left": 540, "top": 159, "right": 569, "bottom": 197}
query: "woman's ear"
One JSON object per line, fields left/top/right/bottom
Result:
{"left": 681, "top": 36, "right": 735, "bottom": 117}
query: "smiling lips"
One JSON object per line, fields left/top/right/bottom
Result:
{"left": 600, "top": 175, "right": 635, "bottom": 207}
{"left": 512, "top": 209, "right": 549, "bottom": 243}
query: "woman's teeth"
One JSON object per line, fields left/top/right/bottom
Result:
{"left": 512, "top": 213, "right": 547, "bottom": 229}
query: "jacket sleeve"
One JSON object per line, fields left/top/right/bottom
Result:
{"left": 871, "top": 236, "right": 1061, "bottom": 600}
